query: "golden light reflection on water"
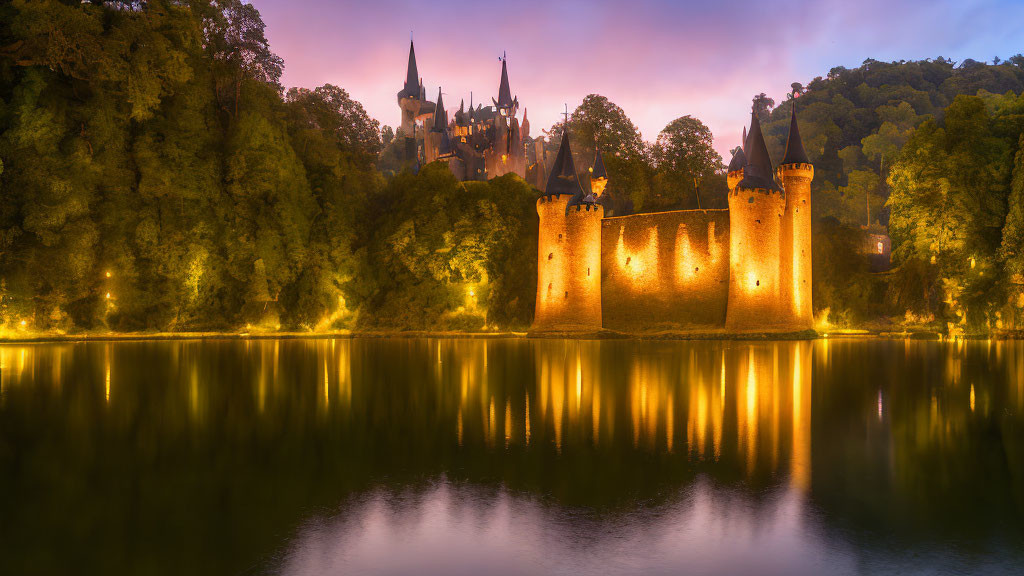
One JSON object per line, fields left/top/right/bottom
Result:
{"left": 1, "top": 337, "right": 1022, "bottom": 494}
{"left": 3, "top": 338, "right": 1024, "bottom": 576}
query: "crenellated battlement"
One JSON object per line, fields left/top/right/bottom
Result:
{"left": 777, "top": 163, "right": 814, "bottom": 181}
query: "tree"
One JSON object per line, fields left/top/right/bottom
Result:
{"left": 650, "top": 116, "right": 723, "bottom": 211}
{"left": 543, "top": 94, "right": 652, "bottom": 214}
{"left": 752, "top": 92, "right": 775, "bottom": 123}
{"left": 887, "top": 93, "right": 1023, "bottom": 328}
{"left": 203, "top": 0, "right": 284, "bottom": 118}
{"left": 285, "top": 84, "right": 381, "bottom": 162}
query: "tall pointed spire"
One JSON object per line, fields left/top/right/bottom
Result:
{"left": 494, "top": 54, "right": 515, "bottom": 110}
{"left": 781, "top": 100, "right": 809, "bottom": 166}
{"left": 545, "top": 127, "right": 585, "bottom": 200}
{"left": 398, "top": 39, "right": 420, "bottom": 100}
{"left": 737, "top": 110, "right": 781, "bottom": 192}
{"left": 431, "top": 87, "right": 447, "bottom": 132}
{"left": 742, "top": 126, "right": 748, "bottom": 156}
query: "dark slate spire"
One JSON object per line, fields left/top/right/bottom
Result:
{"left": 737, "top": 111, "right": 781, "bottom": 192}
{"left": 591, "top": 148, "right": 608, "bottom": 180}
{"left": 398, "top": 40, "right": 419, "bottom": 99}
{"left": 781, "top": 100, "right": 810, "bottom": 166}
{"left": 431, "top": 88, "right": 447, "bottom": 132}
{"left": 545, "top": 128, "right": 585, "bottom": 200}
{"left": 728, "top": 130, "right": 747, "bottom": 172}
{"left": 455, "top": 98, "right": 467, "bottom": 126}
{"left": 494, "top": 54, "right": 515, "bottom": 110}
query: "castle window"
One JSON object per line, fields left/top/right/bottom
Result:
{"left": 877, "top": 242, "right": 884, "bottom": 254}
{"left": 626, "top": 257, "right": 631, "bottom": 265}
{"left": 756, "top": 280, "right": 760, "bottom": 286}
{"left": 548, "top": 253, "right": 553, "bottom": 260}
{"left": 564, "top": 291, "right": 569, "bottom": 299}
{"left": 748, "top": 197, "right": 755, "bottom": 203}
{"left": 755, "top": 219, "right": 761, "bottom": 224}
{"left": 587, "top": 267, "right": 591, "bottom": 276}
{"left": 695, "top": 267, "right": 699, "bottom": 273}
{"left": 558, "top": 234, "right": 562, "bottom": 240}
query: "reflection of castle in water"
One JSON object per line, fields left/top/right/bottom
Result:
{"left": 3, "top": 338, "right": 1023, "bottom": 499}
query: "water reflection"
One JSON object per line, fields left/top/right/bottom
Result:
{"left": 0, "top": 338, "right": 1021, "bottom": 575}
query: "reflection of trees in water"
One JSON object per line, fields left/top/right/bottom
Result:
{"left": 0, "top": 338, "right": 1021, "bottom": 574}
{"left": 811, "top": 339, "right": 1024, "bottom": 551}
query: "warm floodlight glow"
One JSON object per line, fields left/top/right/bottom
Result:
{"left": 616, "top": 225, "right": 659, "bottom": 287}
{"left": 105, "top": 271, "right": 112, "bottom": 278}
{"left": 105, "top": 293, "right": 111, "bottom": 299}
{"left": 746, "top": 272, "right": 759, "bottom": 291}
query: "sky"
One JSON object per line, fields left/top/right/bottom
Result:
{"left": 252, "top": 0, "right": 1024, "bottom": 156}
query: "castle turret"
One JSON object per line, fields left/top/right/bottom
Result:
{"left": 726, "top": 128, "right": 746, "bottom": 191}
{"left": 424, "top": 88, "right": 454, "bottom": 162}
{"left": 726, "top": 109, "right": 788, "bottom": 331}
{"left": 533, "top": 126, "right": 603, "bottom": 331}
{"left": 778, "top": 100, "right": 814, "bottom": 329}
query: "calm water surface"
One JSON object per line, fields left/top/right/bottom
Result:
{"left": 0, "top": 338, "right": 1021, "bottom": 575}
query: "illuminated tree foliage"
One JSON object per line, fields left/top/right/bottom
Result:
{"left": 5, "top": 2, "right": 1024, "bottom": 333}
{"left": 0, "top": 0, "right": 378, "bottom": 331}
{"left": 887, "top": 92, "right": 1024, "bottom": 328}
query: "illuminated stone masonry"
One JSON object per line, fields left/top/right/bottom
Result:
{"left": 533, "top": 104, "right": 814, "bottom": 333}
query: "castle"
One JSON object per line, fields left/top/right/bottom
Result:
{"left": 398, "top": 40, "right": 542, "bottom": 183}
{"left": 533, "top": 103, "right": 814, "bottom": 333}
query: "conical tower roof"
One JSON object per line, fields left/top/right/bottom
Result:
{"left": 736, "top": 111, "right": 781, "bottom": 192}
{"left": 781, "top": 100, "right": 810, "bottom": 166}
{"left": 591, "top": 148, "right": 608, "bottom": 180}
{"left": 431, "top": 88, "right": 447, "bottom": 132}
{"left": 398, "top": 40, "right": 420, "bottom": 99}
{"left": 545, "top": 128, "right": 585, "bottom": 200}
{"left": 728, "top": 129, "right": 747, "bottom": 172}
{"left": 495, "top": 56, "right": 515, "bottom": 109}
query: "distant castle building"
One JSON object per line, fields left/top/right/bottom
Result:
{"left": 533, "top": 103, "right": 815, "bottom": 333}
{"left": 397, "top": 40, "right": 531, "bottom": 181}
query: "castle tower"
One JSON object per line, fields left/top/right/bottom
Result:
{"left": 778, "top": 101, "right": 814, "bottom": 329}
{"left": 726, "top": 110, "right": 788, "bottom": 331}
{"left": 726, "top": 127, "right": 746, "bottom": 191}
{"left": 533, "top": 126, "right": 603, "bottom": 331}
{"left": 486, "top": 54, "right": 526, "bottom": 178}
{"left": 397, "top": 40, "right": 422, "bottom": 135}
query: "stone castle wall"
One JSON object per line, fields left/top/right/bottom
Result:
{"left": 600, "top": 210, "right": 730, "bottom": 331}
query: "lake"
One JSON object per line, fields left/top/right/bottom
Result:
{"left": 0, "top": 338, "right": 1021, "bottom": 575}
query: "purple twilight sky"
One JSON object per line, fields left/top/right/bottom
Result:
{"left": 252, "top": 0, "right": 1024, "bottom": 156}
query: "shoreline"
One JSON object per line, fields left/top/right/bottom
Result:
{"left": 0, "top": 327, "right": 998, "bottom": 344}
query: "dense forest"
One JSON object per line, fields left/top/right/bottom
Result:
{"left": 2, "top": 0, "right": 1024, "bottom": 334}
